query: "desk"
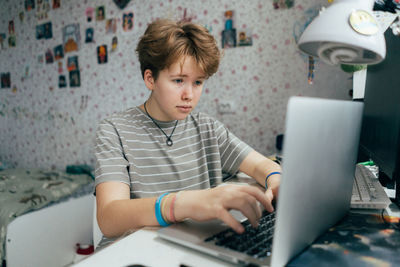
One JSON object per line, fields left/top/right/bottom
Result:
{"left": 73, "top": 227, "right": 236, "bottom": 267}
{"left": 75, "top": 175, "right": 400, "bottom": 267}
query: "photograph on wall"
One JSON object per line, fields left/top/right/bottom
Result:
{"left": 69, "top": 70, "right": 80, "bottom": 87}
{"left": 97, "top": 45, "right": 108, "bottom": 64}
{"left": 273, "top": 0, "right": 295, "bottom": 9}
{"left": 8, "top": 35, "right": 16, "bottom": 48}
{"left": 45, "top": 48, "right": 54, "bottom": 64}
{"left": 54, "top": 44, "right": 64, "bottom": 60}
{"left": 36, "top": 0, "right": 51, "bottom": 21}
{"left": 96, "top": 6, "right": 105, "bottom": 21}
{"left": 25, "top": 0, "right": 35, "bottom": 11}
{"left": 63, "top": 23, "right": 80, "bottom": 53}
{"left": 106, "top": 18, "right": 117, "bottom": 34}
{"left": 58, "top": 75, "right": 66, "bottom": 88}
{"left": 36, "top": 22, "right": 53, "bottom": 39}
{"left": 0, "top": 33, "right": 6, "bottom": 49}
{"left": 86, "top": 7, "right": 94, "bottom": 22}
{"left": 1, "top": 73, "right": 11, "bottom": 89}
{"left": 238, "top": 29, "right": 253, "bottom": 46}
{"left": 113, "top": 0, "right": 131, "bottom": 9}
{"left": 122, "top": 12, "right": 134, "bottom": 32}
{"left": 111, "top": 36, "right": 118, "bottom": 52}
{"left": 9, "top": 20, "right": 15, "bottom": 35}
{"left": 85, "top": 28, "right": 94, "bottom": 43}
{"left": 221, "top": 10, "right": 236, "bottom": 48}
{"left": 52, "top": 0, "right": 60, "bottom": 9}
{"left": 67, "top": 56, "right": 79, "bottom": 72}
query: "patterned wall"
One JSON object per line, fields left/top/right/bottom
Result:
{"left": 0, "top": 0, "right": 352, "bottom": 170}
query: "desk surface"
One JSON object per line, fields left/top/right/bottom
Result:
{"left": 74, "top": 227, "right": 236, "bottom": 267}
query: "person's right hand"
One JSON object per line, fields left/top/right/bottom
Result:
{"left": 174, "top": 184, "right": 271, "bottom": 233}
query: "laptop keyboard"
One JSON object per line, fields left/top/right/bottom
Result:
{"left": 204, "top": 211, "right": 276, "bottom": 259}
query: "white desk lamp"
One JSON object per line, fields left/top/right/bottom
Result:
{"left": 298, "top": 0, "right": 386, "bottom": 65}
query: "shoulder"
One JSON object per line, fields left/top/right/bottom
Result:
{"left": 97, "top": 107, "right": 145, "bottom": 131}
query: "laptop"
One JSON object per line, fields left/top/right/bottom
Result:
{"left": 158, "top": 97, "right": 364, "bottom": 266}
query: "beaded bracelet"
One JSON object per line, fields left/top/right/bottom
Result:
{"left": 265, "top": 171, "right": 281, "bottom": 189}
{"left": 155, "top": 193, "right": 170, "bottom": 227}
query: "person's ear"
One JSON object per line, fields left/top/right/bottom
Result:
{"left": 143, "top": 69, "right": 155, "bottom": 91}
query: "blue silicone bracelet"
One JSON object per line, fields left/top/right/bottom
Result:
{"left": 265, "top": 171, "right": 281, "bottom": 189}
{"left": 155, "top": 193, "right": 170, "bottom": 227}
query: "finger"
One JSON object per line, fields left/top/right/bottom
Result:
{"left": 218, "top": 208, "right": 244, "bottom": 234}
{"left": 238, "top": 200, "right": 262, "bottom": 228}
{"left": 239, "top": 185, "right": 271, "bottom": 212}
{"left": 264, "top": 188, "right": 275, "bottom": 212}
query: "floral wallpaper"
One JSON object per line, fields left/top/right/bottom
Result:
{"left": 0, "top": 0, "right": 352, "bottom": 170}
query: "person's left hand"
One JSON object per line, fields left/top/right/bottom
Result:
{"left": 264, "top": 174, "right": 281, "bottom": 212}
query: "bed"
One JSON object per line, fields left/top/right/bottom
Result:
{"left": 0, "top": 167, "right": 94, "bottom": 266}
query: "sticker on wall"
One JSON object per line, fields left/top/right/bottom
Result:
{"left": 54, "top": 44, "right": 64, "bottom": 60}
{"left": 85, "top": 28, "right": 94, "bottom": 43}
{"left": 67, "top": 56, "right": 79, "bottom": 72}
{"left": 69, "top": 70, "right": 80, "bottom": 87}
{"left": 0, "top": 33, "right": 6, "bottom": 49}
{"left": 52, "top": 0, "right": 60, "bottom": 9}
{"left": 97, "top": 45, "right": 108, "bottom": 64}
{"left": 45, "top": 48, "right": 54, "bottom": 64}
{"left": 1, "top": 73, "right": 11, "bottom": 89}
{"left": 113, "top": 0, "right": 131, "bottom": 10}
{"left": 63, "top": 23, "right": 80, "bottom": 53}
{"left": 122, "top": 12, "right": 134, "bottom": 32}
{"left": 222, "top": 10, "right": 236, "bottom": 48}
{"left": 273, "top": 0, "right": 295, "bottom": 9}
{"left": 58, "top": 75, "right": 66, "bottom": 88}
{"left": 25, "top": 0, "right": 35, "bottom": 11}
{"left": 111, "top": 36, "right": 118, "bottom": 52}
{"left": 238, "top": 29, "right": 253, "bottom": 46}
{"left": 36, "top": 22, "right": 52, "bottom": 39}
{"left": 96, "top": 6, "right": 105, "bottom": 21}
{"left": 106, "top": 18, "right": 117, "bottom": 34}
{"left": 86, "top": 7, "right": 94, "bottom": 22}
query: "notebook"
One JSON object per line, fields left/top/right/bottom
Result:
{"left": 157, "top": 96, "right": 364, "bottom": 266}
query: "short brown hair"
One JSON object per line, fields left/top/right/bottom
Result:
{"left": 136, "top": 19, "right": 221, "bottom": 80}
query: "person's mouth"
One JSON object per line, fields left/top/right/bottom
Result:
{"left": 177, "top": 105, "right": 192, "bottom": 112}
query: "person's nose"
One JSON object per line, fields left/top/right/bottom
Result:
{"left": 182, "top": 83, "right": 193, "bottom": 101}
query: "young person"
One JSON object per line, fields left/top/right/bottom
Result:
{"left": 94, "top": 19, "right": 282, "bottom": 248}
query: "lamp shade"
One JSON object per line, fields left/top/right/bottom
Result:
{"left": 298, "top": 0, "right": 386, "bottom": 65}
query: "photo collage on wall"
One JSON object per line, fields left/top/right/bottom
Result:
{"left": 1, "top": 0, "right": 134, "bottom": 91}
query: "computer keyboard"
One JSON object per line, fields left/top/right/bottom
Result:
{"left": 204, "top": 211, "right": 276, "bottom": 259}
{"left": 351, "top": 164, "right": 391, "bottom": 209}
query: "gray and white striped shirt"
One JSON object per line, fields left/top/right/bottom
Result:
{"left": 94, "top": 106, "right": 252, "bottom": 198}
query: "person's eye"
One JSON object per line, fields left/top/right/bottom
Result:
{"left": 174, "top": 79, "right": 183, "bottom": 84}
{"left": 194, "top": 80, "right": 203, "bottom": 86}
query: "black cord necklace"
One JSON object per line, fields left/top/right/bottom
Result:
{"left": 144, "top": 101, "right": 178, "bottom": 146}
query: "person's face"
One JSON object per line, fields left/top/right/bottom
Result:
{"left": 145, "top": 56, "right": 206, "bottom": 121}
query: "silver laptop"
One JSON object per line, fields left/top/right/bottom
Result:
{"left": 158, "top": 97, "right": 364, "bottom": 266}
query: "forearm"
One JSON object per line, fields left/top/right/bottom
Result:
{"left": 240, "top": 150, "right": 281, "bottom": 188}
{"left": 98, "top": 197, "right": 159, "bottom": 238}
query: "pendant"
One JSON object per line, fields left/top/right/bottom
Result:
{"left": 166, "top": 138, "right": 173, "bottom": 146}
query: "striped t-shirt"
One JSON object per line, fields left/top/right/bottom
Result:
{"left": 94, "top": 106, "right": 253, "bottom": 198}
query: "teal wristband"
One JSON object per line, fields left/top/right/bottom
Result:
{"left": 265, "top": 172, "right": 281, "bottom": 189}
{"left": 155, "top": 193, "right": 170, "bottom": 227}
